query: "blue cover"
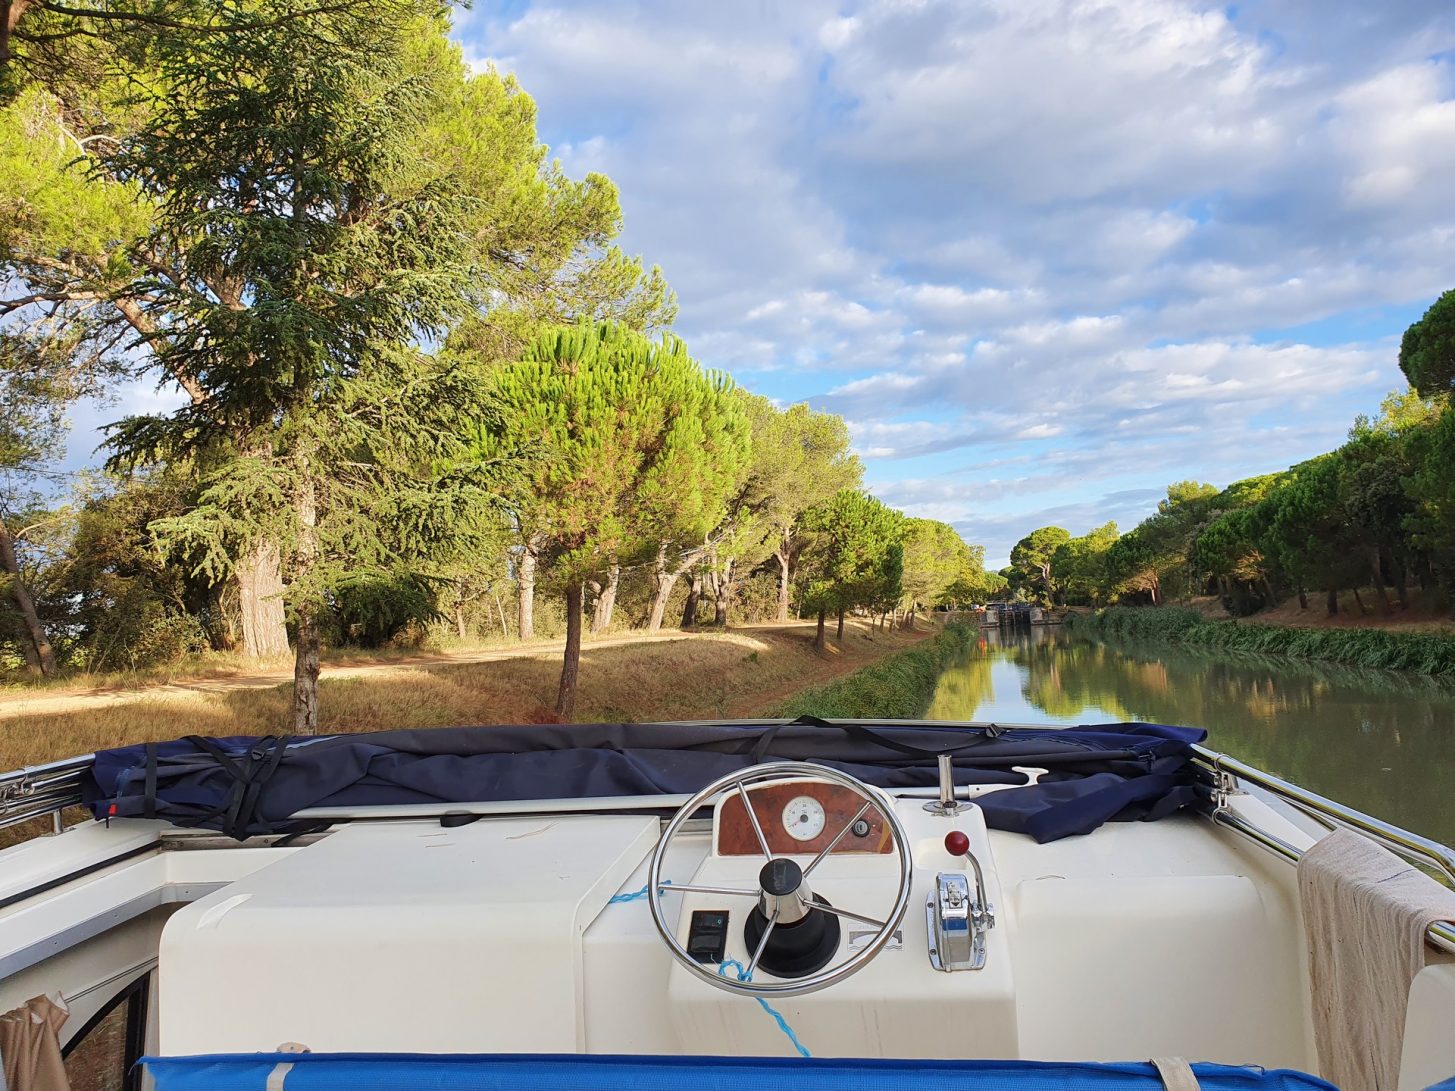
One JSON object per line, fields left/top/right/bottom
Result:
{"left": 82, "top": 719, "right": 1206, "bottom": 843}
{"left": 142, "top": 1053, "right": 1334, "bottom": 1091}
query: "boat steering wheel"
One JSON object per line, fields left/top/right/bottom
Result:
{"left": 647, "top": 762, "right": 913, "bottom": 998}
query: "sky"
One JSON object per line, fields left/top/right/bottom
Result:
{"left": 449, "top": 0, "right": 1455, "bottom": 567}
{"left": 62, "top": 1, "right": 1455, "bottom": 568}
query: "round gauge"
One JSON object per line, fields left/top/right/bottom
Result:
{"left": 781, "top": 795, "right": 827, "bottom": 842}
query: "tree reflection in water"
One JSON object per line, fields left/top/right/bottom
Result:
{"left": 925, "top": 626, "right": 1455, "bottom": 845}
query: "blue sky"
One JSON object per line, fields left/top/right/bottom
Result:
{"left": 450, "top": 0, "right": 1455, "bottom": 567}
{"left": 66, "top": 1, "right": 1455, "bottom": 567}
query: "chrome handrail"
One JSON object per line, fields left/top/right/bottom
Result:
{"left": 0, "top": 755, "right": 93, "bottom": 831}
{"left": 1192, "top": 745, "right": 1455, "bottom": 956}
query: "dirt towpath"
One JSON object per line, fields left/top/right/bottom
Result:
{"left": 0, "top": 622, "right": 863, "bottom": 723}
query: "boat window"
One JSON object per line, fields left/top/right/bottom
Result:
{"left": 62, "top": 975, "right": 149, "bottom": 1091}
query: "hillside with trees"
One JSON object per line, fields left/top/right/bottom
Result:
{"left": 0, "top": 0, "right": 997, "bottom": 728}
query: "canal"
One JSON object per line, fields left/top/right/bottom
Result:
{"left": 925, "top": 624, "right": 1455, "bottom": 845}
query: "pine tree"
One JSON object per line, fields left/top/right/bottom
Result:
{"left": 478, "top": 322, "right": 749, "bottom": 717}
{"left": 796, "top": 490, "right": 905, "bottom": 650}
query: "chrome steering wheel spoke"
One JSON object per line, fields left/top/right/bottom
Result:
{"left": 736, "top": 781, "right": 775, "bottom": 860}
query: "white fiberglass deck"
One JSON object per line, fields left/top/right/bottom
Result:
{"left": 153, "top": 791, "right": 1306, "bottom": 1063}
{"left": 2, "top": 745, "right": 1453, "bottom": 1091}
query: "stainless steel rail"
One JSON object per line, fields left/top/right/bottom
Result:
{"left": 1192, "top": 745, "right": 1455, "bottom": 956}
{"left": 0, "top": 754, "right": 93, "bottom": 831}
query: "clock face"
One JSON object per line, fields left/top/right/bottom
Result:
{"left": 781, "top": 795, "right": 827, "bottom": 842}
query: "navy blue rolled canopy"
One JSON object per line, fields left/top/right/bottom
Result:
{"left": 81, "top": 718, "right": 1207, "bottom": 843}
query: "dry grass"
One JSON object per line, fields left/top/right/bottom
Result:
{"left": 0, "top": 636, "right": 537, "bottom": 697}
{"left": 0, "top": 621, "right": 930, "bottom": 772}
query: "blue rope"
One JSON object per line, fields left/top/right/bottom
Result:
{"left": 717, "top": 959, "right": 812, "bottom": 1058}
{"left": 607, "top": 880, "right": 671, "bottom": 903}
{"left": 606, "top": 885, "right": 810, "bottom": 1058}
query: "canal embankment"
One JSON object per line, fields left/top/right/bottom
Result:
{"left": 1069, "top": 606, "right": 1455, "bottom": 675}
{"left": 769, "top": 621, "right": 978, "bottom": 719}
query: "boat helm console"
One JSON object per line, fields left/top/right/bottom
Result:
{"left": 1, "top": 720, "right": 1453, "bottom": 1091}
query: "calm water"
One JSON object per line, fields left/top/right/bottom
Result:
{"left": 924, "top": 625, "right": 1455, "bottom": 846}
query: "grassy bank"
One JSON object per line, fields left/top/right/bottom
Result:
{"left": 1070, "top": 606, "right": 1455, "bottom": 675}
{"left": 0, "top": 622, "right": 932, "bottom": 772}
{"left": 769, "top": 621, "right": 976, "bottom": 719}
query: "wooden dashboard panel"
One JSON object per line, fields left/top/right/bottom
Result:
{"left": 717, "top": 782, "right": 893, "bottom": 856}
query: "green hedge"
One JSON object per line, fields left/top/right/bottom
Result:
{"left": 1069, "top": 606, "right": 1455, "bottom": 675}
{"left": 767, "top": 622, "right": 976, "bottom": 719}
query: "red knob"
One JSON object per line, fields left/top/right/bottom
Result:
{"left": 944, "top": 830, "right": 970, "bottom": 857}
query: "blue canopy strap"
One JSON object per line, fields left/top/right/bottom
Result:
{"left": 141, "top": 1052, "right": 1334, "bottom": 1091}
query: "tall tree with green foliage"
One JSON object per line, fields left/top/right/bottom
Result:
{"left": 94, "top": 3, "right": 499, "bottom": 731}
{"left": 940, "top": 562, "right": 1005, "bottom": 608}
{"left": 3, "top": 11, "right": 638, "bottom": 661}
{"left": 0, "top": 334, "right": 77, "bottom": 674}
{"left": 1009, "top": 526, "right": 1070, "bottom": 605}
{"left": 796, "top": 490, "right": 904, "bottom": 650}
{"left": 641, "top": 397, "right": 860, "bottom": 632}
{"left": 1403, "top": 404, "right": 1455, "bottom": 597}
{"left": 1189, "top": 474, "right": 1283, "bottom": 613}
{"left": 479, "top": 322, "right": 749, "bottom": 717}
{"left": 1399, "top": 289, "right": 1455, "bottom": 399}
{"left": 1258, "top": 456, "right": 1362, "bottom": 615}
{"left": 899, "top": 519, "right": 971, "bottom": 624}
{"left": 760, "top": 406, "right": 862, "bottom": 622}
{"left": 1050, "top": 521, "right": 1119, "bottom": 606}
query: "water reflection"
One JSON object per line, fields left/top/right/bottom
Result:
{"left": 925, "top": 625, "right": 1455, "bottom": 844}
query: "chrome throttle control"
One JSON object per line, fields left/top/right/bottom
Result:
{"left": 927, "top": 829, "right": 995, "bottom": 971}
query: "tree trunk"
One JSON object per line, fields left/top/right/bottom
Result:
{"left": 1351, "top": 586, "right": 1367, "bottom": 614}
{"left": 647, "top": 545, "right": 673, "bottom": 632}
{"left": 492, "top": 588, "right": 509, "bottom": 638}
{"left": 517, "top": 537, "right": 539, "bottom": 641}
{"left": 713, "top": 558, "right": 733, "bottom": 627}
{"left": 233, "top": 435, "right": 289, "bottom": 660}
{"left": 815, "top": 609, "right": 826, "bottom": 652}
{"left": 292, "top": 608, "right": 320, "bottom": 735}
{"left": 1391, "top": 551, "right": 1409, "bottom": 609}
{"left": 291, "top": 473, "right": 321, "bottom": 736}
{"left": 212, "top": 584, "right": 238, "bottom": 651}
{"left": 592, "top": 564, "right": 620, "bottom": 633}
{"left": 775, "top": 547, "right": 791, "bottom": 623}
{"left": 454, "top": 598, "right": 468, "bottom": 640}
{"left": 235, "top": 538, "right": 290, "bottom": 659}
{"left": 1369, "top": 550, "right": 1391, "bottom": 614}
{"left": 1325, "top": 588, "right": 1338, "bottom": 616}
{"left": 650, "top": 544, "right": 708, "bottom": 632}
{"left": 1259, "top": 577, "right": 1277, "bottom": 608}
{"left": 555, "top": 583, "right": 584, "bottom": 719}
{"left": 680, "top": 573, "right": 701, "bottom": 629}
{"left": 1, "top": 0, "right": 36, "bottom": 73}
{"left": 0, "top": 518, "right": 56, "bottom": 676}
{"left": 836, "top": 608, "right": 845, "bottom": 642}
{"left": 1297, "top": 585, "right": 1308, "bottom": 610}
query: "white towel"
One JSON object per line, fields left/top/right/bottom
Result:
{"left": 1297, "top": 826, "right": 1455, "bottom": 1091}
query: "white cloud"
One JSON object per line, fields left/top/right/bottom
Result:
{"left": 58, "top": 1, "right": 1455, "bottom": 561}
